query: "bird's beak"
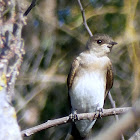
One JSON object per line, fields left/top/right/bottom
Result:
{"left": 107, "top": 42, "right": 117, "bottom": 50}
{"left": 109, "top": 42, "right": 117, "bottom": 45}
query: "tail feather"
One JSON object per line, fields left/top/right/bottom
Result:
{"left": 65, "top": 123, "right": 85, "bottom": 140}
{"left": 71, "top": 123, "right": 85, "bottom": 140}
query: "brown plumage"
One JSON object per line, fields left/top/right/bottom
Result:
{"left": 105, "top": 62, "right": 113, "bottom": 98}
{"left": 67, "top": 58, "right": 79, "bottom": 91}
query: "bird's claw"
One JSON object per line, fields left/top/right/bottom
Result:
{"left": 69, "top": 110, "right": 79, "bottom": 122}
{"left": 98, "top": 108, "right": 103, "bottom": 119}
{"left": 94, "top": 108, "right": 103, "bottom": 119}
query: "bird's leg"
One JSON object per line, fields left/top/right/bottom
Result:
{"left": 69, "top": 110, "right": 79, "bottom": 122}
{"left": 97, "top": 108, "right": 103, "bottom": 119}
{"left": 94, "top": 105, "right": 103, "bottom": 119}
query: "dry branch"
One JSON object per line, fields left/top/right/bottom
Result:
{"left": 129, "top": 128, "right": 140, "bottom": 140}
{"left": 108, "top": 92, "right": 125, "bottom": 140}
{"left": 21, "top": 107, "right": 131, "bottom": 137}
{"left": 77, "top": 0, "right": 93, "bottom": 37}
{"left": 24, "top": 0, "right": 37, "bottom": 16}
{"left": 94, "top": 100, "right": 140, "bottom": 140}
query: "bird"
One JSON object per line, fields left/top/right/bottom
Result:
{"left": 66, "top": 34, "right": 117, "bottom": 140}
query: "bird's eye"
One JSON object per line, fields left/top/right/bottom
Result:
{"left": 97, "top": 40, "right": 102, "bottom": 44}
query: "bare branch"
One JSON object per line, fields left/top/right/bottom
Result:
{"left": 108, "top": 92, "right": 116, "bottom": 108}
{"left": 77, "top": 0, "right": 93, "bottom": 37}
{"left": 108, "top": 92, "right": 125, "bottom": 140}
{"left": 94, "top": 100, "right": 140, "bottom": 140}
{"left": 129, "top": 128, "right": 140, "bottom": 140}
{"left": 24, "top": 0, "right": 37, "bottom": 16}
{"left": 21, "top": 107, "right": 131, "bottom": 137}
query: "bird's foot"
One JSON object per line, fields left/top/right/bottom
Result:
{"left": 94, "top": 108, "right": 103, "bottom": 119}
{"left": 69, "top": 110, "right": 79, "bottom": 122}
{"left": 98, "top": 108, "right": 103, "bottom": 119}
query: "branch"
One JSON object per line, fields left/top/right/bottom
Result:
{"left": 21, "top": 107, "right": 131, "bottom": 137}
{"left": 23, "top": 0, "right": 37, "bottom": 16}
{"left": 77, "top": 0, "right": 93, "bottom": 37}
{"left": 108, "top": 92, "right": 125, "bottom": 140}
{"left": 129, "top": 128, "right": 140, "bottom": 140}
{"left": 108, "top": 92, "right": 119, "bottom": 120}
{"left": 94, "top": 100, "right": 140, "bottom": 140}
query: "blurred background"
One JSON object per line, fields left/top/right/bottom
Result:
{"left": 16, "top": 0, "right": 140, "bottom": 139}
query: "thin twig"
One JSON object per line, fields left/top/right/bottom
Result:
{"left": 21, "top": 107, "right": 131, "bottom": 137}
{"left": 24, "top": 0, "right": 37, "bottom": 16}
{"left": 77, "top": 0, "right": 93, "bottom": 37}
{"left": 108, "top": 92, "right": 119, "bottom": 121}
{"left": 108, "top": 92, "right": 125, "bottom": 140}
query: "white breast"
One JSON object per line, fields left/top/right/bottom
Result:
{"left": 70, "top": 71, "right": 105, "bottom": 113}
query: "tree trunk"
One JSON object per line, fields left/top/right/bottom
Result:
{"left": 0, "top": 0, "right": 25, "bottom": 139}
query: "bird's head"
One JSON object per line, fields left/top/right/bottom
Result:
{"left": 86, "top": 34, "right": 117, "bottom": 56}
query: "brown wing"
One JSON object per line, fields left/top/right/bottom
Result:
{"left": 105, "top": 63, "right": 113, "bottom": 99}
{"left": 67, "top": 58, "right": 79, "bottom": 110}
{"left": 67, "top": 58, "right": 79, "bottom": 90}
